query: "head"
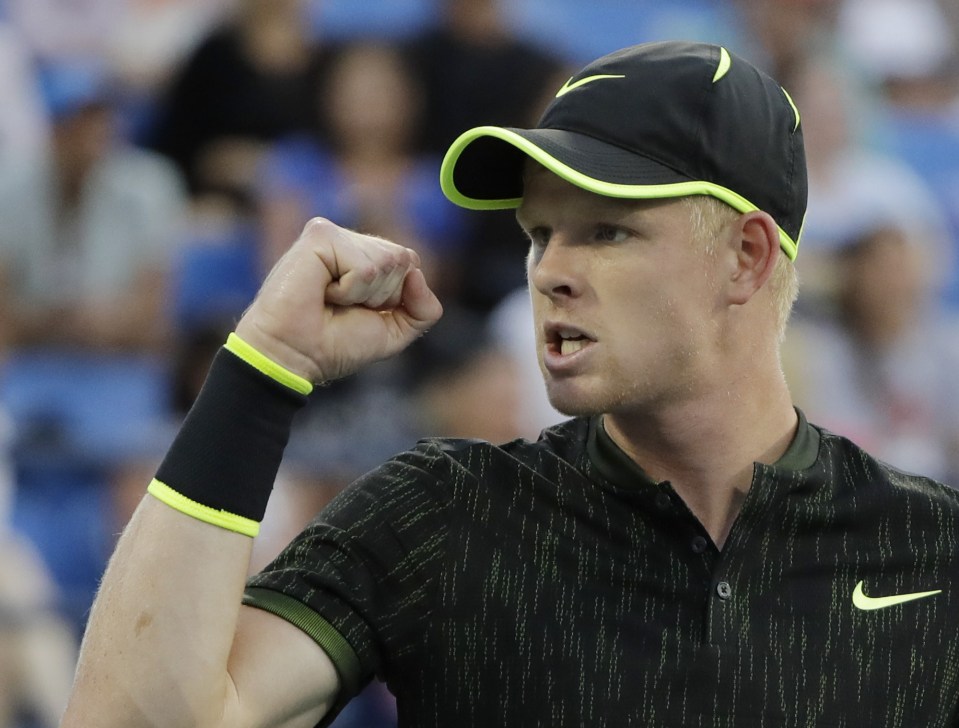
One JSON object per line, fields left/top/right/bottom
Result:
{"left": 323, "top": 42, "right": 423, "bottom": 156}
{"left": 835, "top": 224, "right": 931, "bottom": 347}
{"left": 734, "top": 0, "right": 841, "bottom": 82}
{"left": 439, "top": 41, "right": 806, "bottom": 416}
{"left": 516, "top": 163, "right": 791, "bottom": 416}
{"left": 443, "top": 0, "right": 507, "bottom": 44}
{"left": 41, "top": 63, "right": 117, "bottom": 184}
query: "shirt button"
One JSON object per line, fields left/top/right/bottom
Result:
{"left": 716, "top": 581, "right": 732, "bottom": 600}
{"left": 654, "top": 493, "right": 671, "bottom": 510}
{"left": 691, "top": 536, "right": 708, "bottom": 554}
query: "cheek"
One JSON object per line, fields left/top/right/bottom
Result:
{"left": 619, "top": 293, "right": 712, "bottom": 369}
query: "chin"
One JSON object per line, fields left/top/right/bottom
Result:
{"left": 544, "top": 385, "right": 607, "bottom": 418}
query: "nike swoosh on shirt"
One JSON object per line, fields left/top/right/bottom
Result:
{"left": 555, "top": 74, "right": 625, "bottom": 98}
{"left": 851, "top": 580, "right": 941, "bottom": 611}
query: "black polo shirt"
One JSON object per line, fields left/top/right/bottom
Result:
{"left": 245, "top": 411, "right": 959, "bottom": 727}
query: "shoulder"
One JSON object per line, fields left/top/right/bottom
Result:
{"left": 99, "top": 146, "right": 187, "bottom": 193}
{"left": 419, "top": 417, "right": 588, "bottom": 470}
{"left": 816, "top": 425, "right": 959, "bottom": 507}
{"left": 315, "top": 419, "right": 589, "bottom": 536}
{"left": 346, "top": 419, "right": 589, "bottom": 494}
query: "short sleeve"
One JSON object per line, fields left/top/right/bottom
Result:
{"left": 242, "top": 440, "right": 457, "bottom": 711}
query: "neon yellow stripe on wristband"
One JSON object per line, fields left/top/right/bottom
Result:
{"left": 224, "top": 333, "right": 313, "bottom": 396}
{"left": 147, "top": 479, "right": 261, "bottom": 537}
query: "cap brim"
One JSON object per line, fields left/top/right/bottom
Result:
{"left": 440, "top": 125, "right": 799, "bottom": 260}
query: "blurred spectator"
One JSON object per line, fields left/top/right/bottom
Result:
{"left": 106, "top": 0, "right": 236, "bottom": 142}
{"left": 257, "top": 41, "right": 467, "bottom": 298}
{"left": 839, "top": 0, "right": 959, "bottom": 310}
{"left": 147, "top": 0, "right": 331, "bottom": 202}
{"left": 732, "top": 0, "right": 841, "bottom": 80}
{"left": 107, "top": 0, "right": 235, "bottom": 98}
{"left": 781, "top": 54, "right": 952, "bottom": 311}
{"left": 406, "top": 0, "right": 566, "bottom": 155}
{"left": 0, "top": 407, "right": 77, "bottom": 728}
{"left": 0, "top": 62, "right": 189, "bottom": 353}
{"left": 785, "top": 218, "right": 959, "bottom": 484}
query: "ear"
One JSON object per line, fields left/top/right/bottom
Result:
{"left": 723, "top": 211, "right": 781, "bottom": 306}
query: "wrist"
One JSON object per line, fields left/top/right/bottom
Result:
{"left": 233, "top": 320, "right": 320, "bottom": 385}
{"left": 149, "top": 339, "right": 310, "bottom": 536}
{"left": 225, "top": 333, "right": 313, "bottom": 395}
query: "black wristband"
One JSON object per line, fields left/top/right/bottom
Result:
{"left": 153, "top": 347, "right": 309, "bottom": 531}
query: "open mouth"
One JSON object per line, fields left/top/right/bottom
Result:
{"left": 546, "top": 324, "right": 595, "bottom": 357}
{"left": 558, "top": 335, "right": 590, "bottom": 356}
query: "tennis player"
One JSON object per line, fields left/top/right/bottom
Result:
{"left": 63, "top": 41, "right": 959, "bottom": 727}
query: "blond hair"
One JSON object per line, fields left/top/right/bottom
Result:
{"left": 681, "top": 195, "right": 799, "bottom": 339}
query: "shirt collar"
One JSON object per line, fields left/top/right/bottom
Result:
{"left": 587, "top": 408, "right": 820, "bottom": 490}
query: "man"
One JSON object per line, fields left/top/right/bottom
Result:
{"left": 62, "top": 41, "right": 959, "bottom": 727}
{"left": 0, "top": 62, "right": 188, "bottom": 352}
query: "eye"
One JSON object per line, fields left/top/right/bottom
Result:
{"left": 595, "top": 225, "right": 629, "bottom": 243}
{"left": 525, "top": 226, "right": 551, "bottom": 249}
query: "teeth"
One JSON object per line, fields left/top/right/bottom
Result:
{"left": 560, "top": 338, "right": 587, "bottom": 356}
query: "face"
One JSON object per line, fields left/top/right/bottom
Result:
{"left": 517, "top": 166, "right": 725, "bottom": 418}
{"left": 326, "top": 44, "right": 420, "bottom": 153}
{"left": 841, "top": 227, "right": 926, "bottom": 339}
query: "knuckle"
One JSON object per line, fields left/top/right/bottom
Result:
{"left": 357, "top": 263, "right": 378, "bottom": 284}
{"left": 383, "top": 250, "right": 405, "bottom": 270}
{"left": 301, "top": 216, "right": 334, "bottom": 238}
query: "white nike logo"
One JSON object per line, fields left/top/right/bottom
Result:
{"left": 851, "top": 580, "right": 941, "bottom": 611}
{"left": 555, "top": 74, "right": 625, "bottom": 98}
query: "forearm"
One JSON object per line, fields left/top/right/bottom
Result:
{"left": 63, "top": 342, "right": 310, "bottom": 727}
{"left": 60, "top": 218, "right": 442, "bottom": 726}
{"left": 63, "top": 497, "right": 253, "bottom": 727}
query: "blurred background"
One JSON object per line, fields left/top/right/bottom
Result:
{"left": 0, "top": 0, "right": 957, "bottom": 725}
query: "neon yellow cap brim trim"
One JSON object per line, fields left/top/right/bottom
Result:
{"left": 440, "top": 125, "right": 798, "bottom": 261}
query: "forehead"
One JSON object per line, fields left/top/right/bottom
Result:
{"left": 517, "top": 161, "right": 681, "bottom": 223}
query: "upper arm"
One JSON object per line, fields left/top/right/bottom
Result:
{"left": 224, "top": 605, "right": 342, "bottom": 728}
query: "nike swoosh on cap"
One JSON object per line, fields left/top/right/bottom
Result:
{"left": 851, "top": 580, "right": 941, "bottom": 611}
{"left": 555, "top": 74, "right": 625, "bottom": 98}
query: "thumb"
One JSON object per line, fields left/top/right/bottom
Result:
{"left": 396, "top": 267, "right": 443, "bottom": 333}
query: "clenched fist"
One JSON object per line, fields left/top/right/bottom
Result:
{"left": 235, "top": 218, "right": 443, "bottom": 383}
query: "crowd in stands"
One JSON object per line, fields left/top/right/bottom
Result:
{"left": 0, "top": 0, "right": 956, "bottom": 725}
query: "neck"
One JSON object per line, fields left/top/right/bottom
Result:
{"left": 603, "top": 356, "right": 797, "bottom": 548}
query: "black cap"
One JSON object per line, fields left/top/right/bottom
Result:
{"left": 440, "top": 41, "right": 807, "bottom": 259}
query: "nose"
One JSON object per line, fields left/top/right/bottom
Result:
{"left": 528, "top": 237, "right": 582, "bottom": 301}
